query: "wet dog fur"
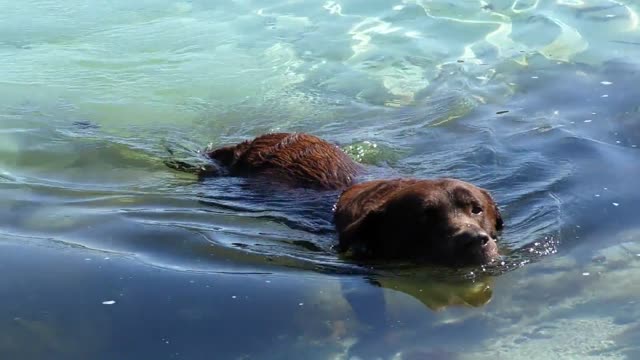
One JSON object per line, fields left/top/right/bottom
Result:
{"left": 200, "top": 133, "right": 361, "bottom": 190}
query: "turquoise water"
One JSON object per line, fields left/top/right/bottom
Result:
{"left": 1, "top": 0, "right": 640, "bottom": 358}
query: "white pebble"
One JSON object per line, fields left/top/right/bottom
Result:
{"left": 231, "top": 295, "right": 237, "bottom": 299}
{"left": 392, "top": 5, "right": 404, "bottom": 10}
{"left": 102, "top": 300, "right": 116, "bottom": 305}
{"left": 531, "top": 76, "right": 539, "bottom": 79}
{"left": 582, "top": 272, "right": 590, "bottom": 276}
{"left": 298, "top": 302, "right": 304, "bottom": 306}
{"left": 612, "top": 203, "right": 619, "bottom": 207}
{"left": 600, "top": 81, "right": 613, "bottom": 85}
{"left": 601, "top": 94, "right": 609, "bottom": 98}
{"left": 584, "top": 120, "right": 592, "bottom": 123}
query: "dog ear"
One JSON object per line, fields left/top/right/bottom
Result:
{"left": 481, "top": 189, "right": 503, "bottom": 231}
{"left": 337, "top": 208, "right": 385, "bottom": 256}
{"left": 494, "top": 204, "right": 503, "bottom": 231}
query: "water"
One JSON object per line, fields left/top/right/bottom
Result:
{"left": 1, "top": 0, "right": 640, "bottom": 358}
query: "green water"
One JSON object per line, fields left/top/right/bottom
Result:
{"left": 1, "top": 0, "right": 640, "bottom": 359}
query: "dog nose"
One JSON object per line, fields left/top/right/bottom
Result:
{"left": 458, "top": 230, "right": 492, "bottom": 248}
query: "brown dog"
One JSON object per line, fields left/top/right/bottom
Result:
{"left": 172, "top": 133, "right": 362, "bottom": 190}
{"left": 167, "top": 132, "right": 504, "bottom": 265}
{"left": 334, "top": 178, "right": 503, "bottom": 266}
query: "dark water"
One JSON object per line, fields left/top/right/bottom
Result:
{"left": 2, "top": 1, "right": 640, "bottom": 359}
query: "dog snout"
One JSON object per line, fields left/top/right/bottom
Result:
{"left": 456, "top": 229, "right": 492, "bottom": 248}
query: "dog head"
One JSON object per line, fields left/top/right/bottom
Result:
{"left": 339, "top": 178, "right": 503, "bottom": 266}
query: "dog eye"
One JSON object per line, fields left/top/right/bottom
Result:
{"left": 471, "top": 205, "right": 483, "bottom": 214}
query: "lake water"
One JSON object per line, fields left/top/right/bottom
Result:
{"left": 1, "top": 0, "right": 640, "bottom": 359}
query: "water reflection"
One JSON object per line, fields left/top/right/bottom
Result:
{"left": 345, "top": 269, "right": 494, "bottom": 313}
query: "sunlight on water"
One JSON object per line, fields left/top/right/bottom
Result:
{"left": 2, "top": 0, "right": 638, "bottom": 122}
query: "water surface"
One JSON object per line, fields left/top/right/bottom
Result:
{"left": 1, "top": 0, "right": 640, "bottom": 359}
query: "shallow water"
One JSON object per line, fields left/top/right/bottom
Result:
{"left": 1, "top": 0, "right": 640, "bottom": 359}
